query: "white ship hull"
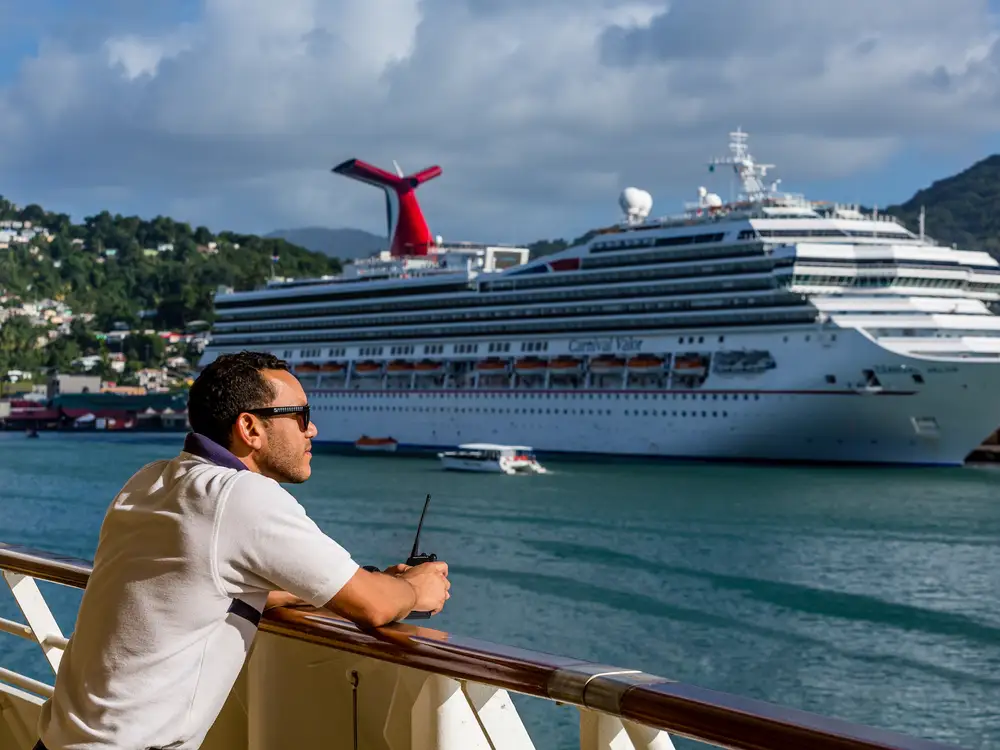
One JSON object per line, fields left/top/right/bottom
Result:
{"left": 303, "top": 329, "right": 1000, "bottom": 466}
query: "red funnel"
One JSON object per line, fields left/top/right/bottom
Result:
{"left": 332, "top": 158, "right": 442, "bottom": 257}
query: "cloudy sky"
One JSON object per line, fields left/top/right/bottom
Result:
{"left": 2, "top": 0, "right": 1000, "bottom": 247}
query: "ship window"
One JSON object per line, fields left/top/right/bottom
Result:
{"left": 826, "top": 375, "right": 836, "bottom": 384}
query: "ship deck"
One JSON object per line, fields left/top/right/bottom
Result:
{"left": 0, "top": 543, "right": 964, "bottom": 750}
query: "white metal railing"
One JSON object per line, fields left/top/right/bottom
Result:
{"left": 0, "top": 542, "right": 967, "bottom": 750}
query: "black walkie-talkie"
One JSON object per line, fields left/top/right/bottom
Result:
{"left": 404, "top": 493, "right": 437, "bottom": 619}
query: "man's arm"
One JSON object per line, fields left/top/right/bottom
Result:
{"left": 218, "top": 474, "right": 448, "bottom": 627}
{"left": 264, "top": 562, "right": 450, "bottom": 628}
{"left": 263, "top": 564, "right": 410, "bottom": 613}
{"left": 327, "top": 562, "right": 450, "bottom": 627}
{"left": 323, "top": 568, "right": 418, "bottom": 627}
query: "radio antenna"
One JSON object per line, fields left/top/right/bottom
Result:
{"left": 410, "top": 493, "right": 432, "bottom": 560}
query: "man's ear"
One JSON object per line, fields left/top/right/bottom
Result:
{"left": 232, "top": 413, "right": 266, "bottom": 452}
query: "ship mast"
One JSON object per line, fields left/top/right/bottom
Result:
{"left": 707, "top": 128, "right": 776, "bottom": 203}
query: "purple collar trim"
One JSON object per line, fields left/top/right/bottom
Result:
{"left": 183, "top": 432, "right": 247, "bottom": 472}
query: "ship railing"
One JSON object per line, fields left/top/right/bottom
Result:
{"left": 0, "top": 543, "right": 964, "bottom": 750}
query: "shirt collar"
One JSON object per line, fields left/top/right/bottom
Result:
{"left": 183, "top": 432, "right": 247, "bottom": 472}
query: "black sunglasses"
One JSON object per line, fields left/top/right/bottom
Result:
{"left": 244, "top": 405, "right": 311, "bottom": 431}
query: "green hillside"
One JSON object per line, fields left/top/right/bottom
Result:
{"left": 0, "top": 197, "right": 341, "bottom": 331}
{"left": 885, "top": 155, "right": 1000, "bottom": 256}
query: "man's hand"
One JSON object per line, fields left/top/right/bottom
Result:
{"left": 383, "top": 563, "right": 411, "bottom": 576}
{"left": 399, "top": 561, "right": 450, "bottom": 615}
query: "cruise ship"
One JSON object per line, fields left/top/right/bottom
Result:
{"left": 200, "top": 130, "right": 1000, "bottom": 466}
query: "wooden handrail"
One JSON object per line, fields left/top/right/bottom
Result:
{"left": 0, "top": 542, "right": 966, "bottom": 750}
{"left": 0, "top": 543, "right": 91, "bottom": 588}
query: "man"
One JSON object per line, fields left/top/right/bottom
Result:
{"left": 35, "top": 350, "right": 450, "bottom": 750}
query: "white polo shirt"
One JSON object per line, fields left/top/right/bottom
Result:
{"left": 37, "top": 434, "right": 360, "bottom": 750}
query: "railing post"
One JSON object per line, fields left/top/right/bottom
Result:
{"left": 580, "top": 708, "right": 628, "bottom": 750}
{"left": 410, "top": 674, "right": 490, "bottom": 750}
{"left": 384, "top": 669, "right": 430, "bottom": 750}
{"left": 580, "top": 709, "right": 675, "bottom": 750}
{"left": 2, "top": 572, "right": 65, "bottom": 674}
{"left": 462, "top": 682, "right": 535, "bottom": 750}
{"left": 0, "top": 686, "right": 44, "bottom": 749}
{"left": 622, "top": 719, "right": 676, "bottom": 750}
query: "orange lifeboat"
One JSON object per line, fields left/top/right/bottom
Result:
{"left": 514, "top": 358, "right": 547, "bottom": 375}
{"left": 589, "top": 356, "right": 626, "bottom": 375}
{"left": 353, "top": 361, "right": 382, "bottom": 376}
{"left": 627, "top": 355, "right": 665, "bottom": 372}
{"left": 548, "top": 357, "right": 582, "bottom": 376}
{"left": 476, "top": 358, "right": 508, "bottom": 372}
{"left": 414, "top": 360, "right": 443, "bottom": 375}
{"left": 295, "top": 362, "right": 320, "bottom": 373}
{"left": 672, "top": 355, "right": 707, "bottom": 377}
{"left": 354, "top": 436, "right": 398, "bottom": 452}
{"left": 386, "top": 360, "right": 414, "bottom": 374}
{"left": 319, "top": 362, "right": 345, "bottom": 373}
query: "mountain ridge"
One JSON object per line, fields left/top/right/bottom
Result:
{"left": 265, "top": 227, "right": 386, "bottom": 260}
{"left": 884, "top": 153, "right": 1000, "bottom": 257}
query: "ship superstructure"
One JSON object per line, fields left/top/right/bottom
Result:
{"left": 200, "top": 131, "right": 1000, "bottom": 465}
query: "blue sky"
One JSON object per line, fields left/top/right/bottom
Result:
{"left": 2, "top": 0, "right": 1000, "bottom": 245}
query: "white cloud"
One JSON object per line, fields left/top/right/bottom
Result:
{"left": 104, "top": 29, "right": 192, "bottom": 81}
{"left": 2, "top": 0, "right": 1000, "bottom": 244}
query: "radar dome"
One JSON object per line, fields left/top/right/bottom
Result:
{"left": 704, "top": 192, "right": 723, "bottom": 208}
{"left": 619, "top": 187, "right": 652, "bottom": 224}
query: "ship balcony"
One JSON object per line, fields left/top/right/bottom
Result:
{"left": 0, "top": 543, "right": 963, "bottom": 750}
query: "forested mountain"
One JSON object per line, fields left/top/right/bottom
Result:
{"left": 265, "top": 227, "right": 386, "bottom": 259}
{"left": 885, "top": 155, "right": 1000, "bottom": 257}
{"left": 0, "top": 197, "right": 340, "bottom": 331}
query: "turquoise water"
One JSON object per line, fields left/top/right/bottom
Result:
{"left": 1, "top": 432, "right": 998, "bottom": 748}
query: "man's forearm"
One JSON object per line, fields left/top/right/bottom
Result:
{"left": 378, "top": 572, "right": 418, "bottom": 623}
{"left": 266, "top": 570, "right": 417, "bottom": 625}
{"left": 325, "top": 569, "right": 419, "bottom": 627}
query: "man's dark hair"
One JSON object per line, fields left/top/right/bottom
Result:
{"left": 187, "top": 351, "right": 291, "bottom": 448}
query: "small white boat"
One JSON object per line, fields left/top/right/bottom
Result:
{"left": 437, "top": 443, "right": 547, "bottom": 474}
